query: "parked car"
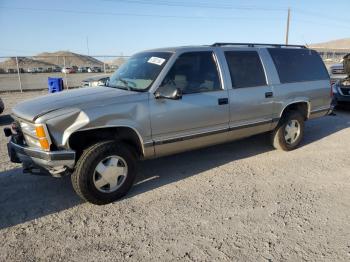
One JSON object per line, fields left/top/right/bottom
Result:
{"left": 332, "top": 53, "right": 350, "bottom": 106}
{"left": 5, "top": 43, "right": 332, "bottom": 204}
{"left": 53, "top": 66, "right": 62, "bottom": 72}
{"left": 78, "top": 67, "right": 89, "bottom": 73}
{"left": 61, "top": 67, "right": 76, "bottom": 74}
{"left": 329, "top": 62, "right": 347, "bottom": 85}
{"left": 81, "top": 75, "right": 110, "bottom": 87}
{"left": 87, "top": 66, "right": 102, "bottom": 73}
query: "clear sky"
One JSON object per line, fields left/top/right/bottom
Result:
{"left": 0, "top": 0, "right": 349, "bottom": 56}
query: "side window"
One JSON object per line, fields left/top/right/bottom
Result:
{"left": 161, "top": 52, "right": 222, "bottom": 94}
{"left": 225, "top": 51, "right": 267, "bottom": 88}
{"left": 268, "top": 48, "right": 329, "bottom": 83}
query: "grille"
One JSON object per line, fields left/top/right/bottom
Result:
{"left": 340, "top": 88, "right": 350, "bottom": 96}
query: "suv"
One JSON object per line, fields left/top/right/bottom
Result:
{"left": 5, "top": 43, "right": 332, "bottom": 204}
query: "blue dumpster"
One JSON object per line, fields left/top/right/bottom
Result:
{"left": 48, "top": 77, "right": 63, "bottom": 93}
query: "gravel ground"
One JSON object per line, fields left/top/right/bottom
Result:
{"left": 0, "top": 91, "right": 350, "bottom": 261}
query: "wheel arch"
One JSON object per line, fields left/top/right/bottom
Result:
{"left": 68, "top": 125, "right": 146, "bottom": 160}
{"left": 279, "top": 100, "right": 311, "bottom": 120}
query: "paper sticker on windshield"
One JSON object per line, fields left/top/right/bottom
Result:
{"left": 148, "top": 57, "right": 166, "bottom": 66}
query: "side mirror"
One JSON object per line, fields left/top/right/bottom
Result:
{"left": 101, "top": 77, "right": 110, "bottom": 86}
{"left": 154, "top": 85, "right": 182, "bottom": 100}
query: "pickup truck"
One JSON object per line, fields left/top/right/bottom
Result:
{"left": 5, "top": 43, "right": 332, "bottom": 204}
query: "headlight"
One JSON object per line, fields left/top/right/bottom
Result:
{"left": 20, "top": 122, "right": 51, "bottom": 151}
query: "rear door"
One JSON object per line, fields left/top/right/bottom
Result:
{"left": 220, "top": 49, "right": 275, "bottom": 136}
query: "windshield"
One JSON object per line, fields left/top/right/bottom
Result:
{"left": 108, "top": 52, "right": 172, "bottom": 91}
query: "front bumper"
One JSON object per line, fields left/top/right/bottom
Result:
{"left": 8, "top": 140, "right": 75, "bottom": 177}
{"left": 333, "top": 92, "right": 350, "bottom": 104}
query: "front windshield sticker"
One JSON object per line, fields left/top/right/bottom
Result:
{"left": 147, "top": 57, "right": 166, "bottom": 66}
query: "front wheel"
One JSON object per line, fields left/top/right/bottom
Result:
{"left": 272, "top": 111, "right": 305, "bottom": 151}
{"left": 71, "top": 141, "right": 137, "bottom": 205}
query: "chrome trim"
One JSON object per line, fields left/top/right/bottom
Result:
{"left": 151, "top": 118, "right": 277, "bottom": 146}
{"left": 310, "top": 107, "right": 330, "bottom": 115}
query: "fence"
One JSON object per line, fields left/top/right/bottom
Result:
{"left": 0, "top": 49, "right": 349, "bottom": 92}
{"left": 0, "top": 55, "right": 130, "bottom": 92}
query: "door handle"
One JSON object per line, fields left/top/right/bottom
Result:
{"left": 218, "top": 98, "right": 228, "bottom": 105}
{"left": 265, "top": 92, "right": 273, "bottom": 98}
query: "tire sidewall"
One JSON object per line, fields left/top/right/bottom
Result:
{"left": 279, "top": 112, "right": 304, "bottom": 150}
{"left": 77, "top": 142, "right": 136, "bottom": 204}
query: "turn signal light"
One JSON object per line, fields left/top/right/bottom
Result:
{"left": 35, "top": 126, "right": 46, "bottom": 138}
{"left": 39, "top": 138, "right": 50, "bottom": 150}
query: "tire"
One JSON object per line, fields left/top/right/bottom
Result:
{"left": 272, "top": 111, "right": 305, "bottom": 151}
{"left": 71, "top": 141, "right": 137, "bottom": 205}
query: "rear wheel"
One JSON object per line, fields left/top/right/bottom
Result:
{"left": 71, "top": 141, "right": 137, "bottom": 205}
{"left": 272, "top": 111, "right": 304, "bottom": 151}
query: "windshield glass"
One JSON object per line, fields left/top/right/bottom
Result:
{"left": 108, "top": 52, "right": 172, "bottom": 91}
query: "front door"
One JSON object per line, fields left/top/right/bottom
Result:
{"left": 149, "top": 51, "right": 230, "bottom": 156}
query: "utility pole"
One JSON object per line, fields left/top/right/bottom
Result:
{"left": 285, "top": 7, "right": 291, "bottom": 45}
{"left": 86, "top": 36, "right": 90, "bottom": 56}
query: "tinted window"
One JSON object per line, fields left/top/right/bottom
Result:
{"left": 268, "top": 48, "right": 329, "bottom": 83}
{"left": 161, "top": 52, "right": 221, "bottom": 94}
{"left": 225, "top": 51, "right": 267, "bottom": 88}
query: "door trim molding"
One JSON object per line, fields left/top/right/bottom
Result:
{"left": 146, "top": 118, "right": 277, "bottom": 147}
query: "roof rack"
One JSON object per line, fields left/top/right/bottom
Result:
{"left": 211, "top": 43, "right": 307, "bottom": 48}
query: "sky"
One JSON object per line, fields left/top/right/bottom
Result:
{"left": 0, "top": 0, "right": 349, "bottom": 56}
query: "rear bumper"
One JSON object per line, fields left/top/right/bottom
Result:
{"left": 8, "top": 140, "right": 75, "bottom": 177}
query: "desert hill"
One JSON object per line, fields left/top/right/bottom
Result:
{"left": 34, "top": 51, "right": 103, "bottom": 67}
{"left": 311, "top": 38, "right": 350, "bottom": 49}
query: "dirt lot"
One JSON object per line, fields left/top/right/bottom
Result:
{"left": 0, "top": 91, "right": 349, "bottom": 261}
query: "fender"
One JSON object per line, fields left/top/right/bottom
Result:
{"left": 278, "top": 99, "right": 311, "bottom": 119}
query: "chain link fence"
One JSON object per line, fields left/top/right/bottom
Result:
{"left": 0, "top": 49, "right": 349, "bottom": 92}
{"left": 0, "top": 55, "right": 130, "bottom": 92}
{"left": 313, "top": 48, "right": 350, "bottom": 68}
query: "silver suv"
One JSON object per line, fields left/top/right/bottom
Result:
{"left": 5, "top": 43, "right": 332, "bottom": 204}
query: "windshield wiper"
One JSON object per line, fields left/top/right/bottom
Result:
{"left": 117, "top": 77, "right": 132, "bottom": 91}
{"left": 107, "top": 77, "right": 146, "bottom": 92}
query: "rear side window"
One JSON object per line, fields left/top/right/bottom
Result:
{"left": 268, "top": 48, "right": 329, "bottom": 83}
{"left": 225, "top": 51, "right": 267, "bottom": 88}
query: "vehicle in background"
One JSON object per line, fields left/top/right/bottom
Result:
{"left": 5, "top": 43, "right": 332, "bottom": 204}
{"left": 329, "top": 62, "right": 347, "bottom": 85}
{"left": 87, "top": 66, "right": 102, "bottom": 73}
{"left": 78, "top": 67, "right": 89, "bottom": 73}
{"left": 61, "top": 67, "right": 76, "bottom": 74}
{"left": 332, "top": 53, "right": 350, "bottom": 106}
{"left": 0, "top": 98, "right": 4, "bottom": 114}
{"left": 105, "top": 65, "right": 118, "bottom": 73}
{"left": 81, "top": 75, "right": 110, "bottom": 87}
{"left": 53, "top": 66, "right": 62, "bottom": 72}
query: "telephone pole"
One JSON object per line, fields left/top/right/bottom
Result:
{"left": 86, "top": 36, "right": 90, "bottom": 56}
{"left": 285, "top": 7, "right": 291, "bottom": 45}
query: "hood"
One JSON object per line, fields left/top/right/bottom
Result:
{"left": 13, "top": 87, "right": 136, "bottom": 122}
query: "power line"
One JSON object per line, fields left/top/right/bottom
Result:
{"left": 0, "top": 6, "right": 285, "bottom": 21}
{"left": 1, "top": 5, "right": 349, "bottom": 30}
{"left": 102, "top": 0, "right": 287, "bottom": 11}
